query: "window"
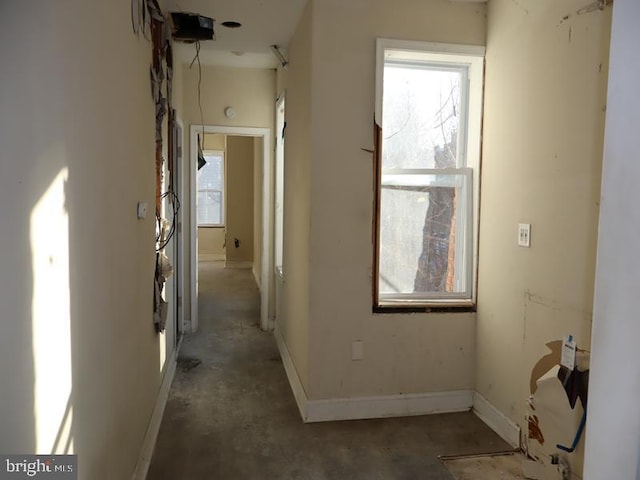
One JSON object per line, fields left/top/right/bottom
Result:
{"left": 197, "top": 151, "right": 224, "bottom": 226}
{"left": 374, "top": 40, "right": 484, "bottom": 308}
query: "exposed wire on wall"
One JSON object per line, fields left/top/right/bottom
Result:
{"left": 156, "top": 189, "right": 181, "bottom": 251}
{"left": 153, "top": 37, "right": 205, "bottom": 255}
{"left": 189, "top": 40, "right": 207, "bottom": 170}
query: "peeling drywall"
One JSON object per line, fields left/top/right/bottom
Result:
{"left": 476, "top": 0, "right": 611, "bottom": 477}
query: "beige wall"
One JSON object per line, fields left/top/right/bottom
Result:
{"left": 198, "top": 228, "right": 225, "bottom": 256}
{"left": 182, "top": 66, "right": 276, "bottom": 129}
{"left": 0, "top": 3, "right": 167, "bottom": 479}
{"left": 172, "top": 49, "right": 184, "bottom": 116}
{"left": 181, "top": 66, "right": 275, "bottom": 325}
{"left": 226, "top": 136, "right": 255, "bottom": 264}
{"left": 304, "top": 0, "right": 486, "bottom": 400}
{"left": 477, "top": 0, "right": 611, "bottom": 473}
{"left": 253, "top": 137, "right": 264, "bottom": 287}
{"left": 276, "top": 0, "right": 313, "bottom": 392}
{"left": 203, "top": 132, "right": 225, "bottom": 151}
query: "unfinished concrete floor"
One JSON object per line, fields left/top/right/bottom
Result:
{"left": 442, "top": 452, "right": 526, "bottom": 480}
{"left": 147, "top": 261, "right": 512, "bottom": 480}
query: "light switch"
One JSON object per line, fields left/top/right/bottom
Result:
{"left": 137, "top": 201, "right": 148, "bottom": 219}
{"left": 518, "top": 223, "right": 531, "bottom": 247}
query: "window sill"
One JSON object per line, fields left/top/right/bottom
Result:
{"left": 198, "top": 225, "right": 225, "bottom": 228}
{"left": 373, "top": 303, "right": 476, "bottom": 314}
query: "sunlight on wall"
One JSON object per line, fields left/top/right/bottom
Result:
{"left": 159, "top": 329, "right": 166, "bottom": 374}
{"left": 30, "top": 167, "right": 74, "bottom": 454}
{"left": 158, "top": 150, "right": 173, "bottom": 373}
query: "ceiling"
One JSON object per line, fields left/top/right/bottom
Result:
{"left": 164, "top": 0, "right": 308, "bottom": 68}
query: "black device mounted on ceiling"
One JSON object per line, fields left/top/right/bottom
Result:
{"left": 171, "top": 12, "right": 214, "bottom": 42}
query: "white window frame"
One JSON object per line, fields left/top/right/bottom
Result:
{"left": 197, "top": 150, "right": 225, "bottom": 227}
{"left": 374, "top": 39, "right": 485, "bottom": 308}
{"left": 274, "top": 95, "right": 286, "bottom": 279}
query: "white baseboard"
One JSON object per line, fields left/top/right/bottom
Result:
{"left": 472, "top": 391, "right": 521, "bottom": 448}
{"left": 274, "top": 327, "right": 473, "bottom": 423}
{"left": 131, "top": 348, "right": 178, "bottom": 480}
{"left": 274, "top": 325, "right": 308, "bottom": 421}
{"left": 252, "top": 265, "right": 261, "bottom": 291}
{"left": 306, "top": 390, "right": 473, "bottom": 423}
{"left": 198, "top": 253, "right": 225, "bottom": 262}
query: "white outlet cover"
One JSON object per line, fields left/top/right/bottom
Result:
{"left": 351, "top": 341, "right": 364, "bottom": 361}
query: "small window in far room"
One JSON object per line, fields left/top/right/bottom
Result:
{"left": 374, "top": 39, "right": 485, "bottom": 309}
{"left": 197, "top": 151, "right": 225, "bottom": 226}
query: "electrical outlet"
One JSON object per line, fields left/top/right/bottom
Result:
{"left": 351, "top": 341, "right": 364, "bottom": 361}
{"left": 518, "top": 223, "right": 531, "bottom": 247}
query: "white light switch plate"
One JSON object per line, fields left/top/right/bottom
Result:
{"left": 137, "top": 201, "right": 148, "bottom": 219}
{"left": 518, "top": 223, "right": 531, "bottom": 247}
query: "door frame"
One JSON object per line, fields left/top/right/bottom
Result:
{"left": 190, "top": 125, "right": 272, "bottom": 332}
{"left": 174, "top": 116, "right": 185, "bottom": 343}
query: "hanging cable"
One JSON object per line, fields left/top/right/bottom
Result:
{"left": 156, "top": 189, "right": 181, "bottom": 251}
{"left": 189, "top": 40, "right": 207, "bottom": 164}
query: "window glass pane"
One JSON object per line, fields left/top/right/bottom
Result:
{"left": 379, "top": 173, "right": 469, "bottom": 297}
{"left": 197, "top": 191, "right": 221, "bottom": 225}
{"left": 199, "top": 154, "right": 223, "bottom": 190}
{"left": 197, "top": 152, "right": 224, "bottom": 225}
{"left": 375, "top": 41, "right": 483, "bottom": 306}
{"left": 382, "top": 64, "right": 464, "bottom": 170}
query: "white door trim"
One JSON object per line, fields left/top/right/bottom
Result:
{"left": 174, "top": 116, "right": 185, "bottom": 340}
{"left": 190, "top": 125, "right": 272, "bottom": 332}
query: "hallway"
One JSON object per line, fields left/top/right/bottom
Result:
{"left": 147, "top": 262, "right": 511, "bottom": 479}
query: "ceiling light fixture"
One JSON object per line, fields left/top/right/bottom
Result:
{"left": 221, "top": 21, "right": 242, "bottom": 28}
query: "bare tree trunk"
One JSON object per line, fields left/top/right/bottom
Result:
{"left": 413, "top": 139, "right": 457, "bottom": 294}
{"left": 413, "top": 186, "right": 455, "bottom": 293}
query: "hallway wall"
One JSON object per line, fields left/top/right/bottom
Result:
{"left": 477, "top": 0, "right": 611, "bottom": 473}
{"left": 304, "top": 0, "right": 485, "bottom": 400}
{"left": 275, "top": 0, "right": 313, "bottom": 393}
{"left": 226, "top": 136, "right": 255, "bottom": 265}
{"left": 0, "top": 2, "right": 170, "bottom": 479}
{"left": 181, "top": 65, "right": 276, "bottom": 326}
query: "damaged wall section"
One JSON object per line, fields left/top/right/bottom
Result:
{"left": 476, "top": 0, "right": 612, "bottom": 477}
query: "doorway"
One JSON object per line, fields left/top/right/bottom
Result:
{"left": 190, "top": 125, "right": 272, "bottom": 332}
